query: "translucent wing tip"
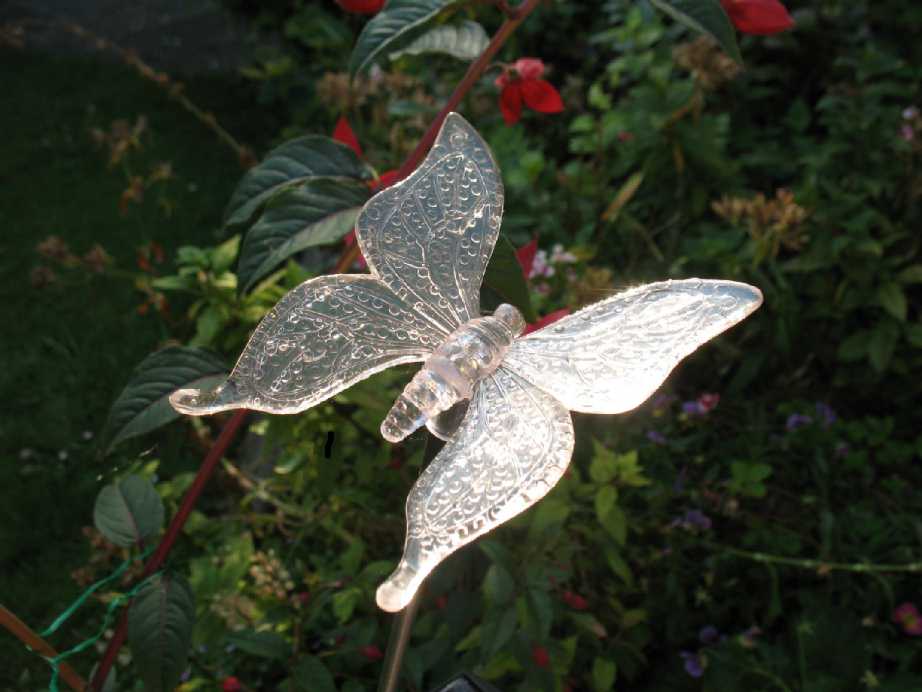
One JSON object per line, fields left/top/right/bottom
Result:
{"left": 169, "top": 379, "right": 243, "bottom": 416}
{"left": 376, "top": 559, "right": 424, "bottom": 612}
{"left": 718, "top": 279, "right": 764, "bottom": 315}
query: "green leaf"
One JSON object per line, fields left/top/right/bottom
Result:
{"left": 292, "top": 656, "right": 336, "bottom": 692}
{"left": 128, "top": 574, "right": 195, "bottom": 692}
{"left": 332, "top": 587, "right": 362, "bottom": 623}
{"left": 878, "top": 282, "right": 908, "bottom": 321}
{"left": 897, "top": 264, "right": 922, "bottom": 284}
{"left": 599, "top": 504, "right": 628, "bottom": 545}
{"left": 837, "top": 330, "right": 869, "bottom": 362}
{"left": 237, "top": 179, "right": 370, "bottom": 293}
{"left": 906, "top": 324, "right": 922, "bottom": 348}
{"left": 388, "top": 19, "right": 489, "bottom": 62}
{"left": 483, "top": 234, "right": 537, "bottom": 322}
{"left": 225, "top": 136, "right": 371, "bottom": 229}
{"left": 101, "top": 347, "right": 228, "bottom": 455}
{"left": 869, "top": 322, "right": 900, "bottom": 372}
{"left": 349, "top": 0, "right": 462, "bottom": 75}
{"left": 93, "top": 475, "right": 164, "bottom": 547}
{"left": 594, "top": 485, "right": 617, "bottom": 522}
{"left": 226, "top": 630, "right": 290, "bottom": 660}
{"left": 480, "top": 607, "right": 517, "bottom": 658}
{"left": 589, "top": 440, "right": 617, "bottom": 484}
{"left": 483, "top": 564, "right": 515, "bottom": 604}
{"left": 649, "top": 0, "right": 743, "bottom": 64}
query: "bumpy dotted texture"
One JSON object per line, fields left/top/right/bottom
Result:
{"left": 376, "top": 366, "right": 574, "bottom": 612}
{"left": 356, "top": 112, "right": 504, "bottom": 333}
{"left": 169, "top": 275, "right": 444, "bottom": 415}
{"left": 503, "top": 279, "right": 763, "bottom": 414}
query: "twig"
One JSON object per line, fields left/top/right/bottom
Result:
{"left": 0, "top": 605, "right": 87, "bottom": 692}
{"left": 90, "top": 409, "right": 249, "bottom": 690}
{"left": 333, "top": 0, "right": 544, "bottom": 274}
{"left": 707, "top": 543, "right": 922, "bottom": 573}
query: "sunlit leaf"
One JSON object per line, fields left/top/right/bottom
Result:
{"left": 350, "top": 0, "right": 463, "bottom": 75}
{"left": 102, "top": 347, "right": 228, "bottom": 455}
{"left": 388, "top": 19, "right": 489, "bottom": 62}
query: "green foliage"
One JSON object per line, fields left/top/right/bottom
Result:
{"left": 101, "top": 347, "right": 228, "bottom": 454}
{"left": 649, "top": 0, "right": 742, "bottom": 64}
{"left": 93, "top": 475, "right": 164, "bottom": 547}
{"left": 25, "top": 0, "right": 922, "bottom": 689}
{"left": 127, "top": 573, "right": 196, "bottom": 692}
{"left": 349, "top": 0, "right": 465, "bottom": 75}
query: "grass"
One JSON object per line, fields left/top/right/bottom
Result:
{"left": 0, "top": 46, "right": 276, "bottom": 688}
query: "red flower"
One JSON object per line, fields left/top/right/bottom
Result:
{"left": 562, "top": 590, "right": 589, "bottom": 610}
{"left": 496, "top": 58, "right": 564, "bottom": 126}
{"left": 360, "top": 644, "right": 385, "bottom": 661}
{"left": 515, "top": 237, "right": 538, "bottom": 278}
{"left": 531, "top": 644, "right": 551, "bottom": 669}
{"left": 332, "top": 117, "right": 400, "bottom": 269}
{"left": 720, "top": 0, "right": 794, "bottom": 35}
{"left": 435, "top": 595, "right": 448, "bottom": 610}
{"left": 336, "top": 0, "right": 385, "bottom": 14}
{"left": 523, "top": 308, "right": 570, "bottom": 336}
{"left": 893, "top": 603, "right": 922, "bottom": 636}
{"left": 222, "top": 677, "right": 243, "bottom": 692}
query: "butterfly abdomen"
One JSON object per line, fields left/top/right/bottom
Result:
{"left": 380, "top": 304, "right": 525, "bottom": 443}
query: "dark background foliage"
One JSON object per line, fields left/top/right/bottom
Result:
{"left": 2, "top": 0, "right": 921, "bottom": 690}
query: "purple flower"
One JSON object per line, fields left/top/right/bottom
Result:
{"left": 180, "top": 669, "right": 191, "bottom": 682}
{"left": 901, "top": 124, "right": 915, "bottom": 142}
{"left": 785, "top": 413, "right": 812, "bottom": 431}
{"left": 904, "top": 106, "right": 920, "bottom": 120}
{"left": 683, "top": 400, "right": 706, "bottom": 416}
{"left": 815, "top": 402, "right": 837, "bottom": 427}
{"left": 646, "top": 430, "right": 667, "bottom": 445}
{"left": 680, "top": 651, "right": 705, "bottom": 678}
{"left": 671, "top": 509, "right": 712, "bottom": 532}
{"left": 699, "top": 625, "right": 720, "bottom": 645}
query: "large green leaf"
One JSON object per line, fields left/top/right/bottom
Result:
{"left": 649, "top": 0, "right": 742, "bottom": 64}
{"left": 483, "top": 234, "right": 537, "bottom": 322}
{"left": 238, "top": 179, "right": 370, "bottom": 293}
{"left": 102, "top": 347, "right": 228, "bottom": 455}
{"left": 128, "top": 574, "right": 195, "bottom": 692}
{"left": 291, "top": 656, "right": 336, "bottom": 692}
{"left": 388, "top": 19, "right": 489, "bottom": 62}
{"left": 93, "top": 475, "right": 164, "bottom": 547}
{"left": 349, "top": 0, "right": 463, "bottom": 75}
{"left": 225, "top": 136, "right": 372, "bottom": 229}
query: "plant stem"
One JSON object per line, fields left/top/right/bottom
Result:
{"left": 0, "top": 605, "right": 87, "bottom": 692}
{"left": 89, "top": 409, "right": 249, "bottom": 691}
{"left": 707, "top": 542, "right": 922, "bottom": 573}
{"left": 334, "top": 0, "right": 543, "bottom": 274}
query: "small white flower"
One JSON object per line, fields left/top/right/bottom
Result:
{"left": 58, "top": 450, "right": 69, "bottom": 461}
{"left": 82, "top": 430, "right": 94, "bottom": 441}
{"left": 903, "top": 106, "right": 919, "bottom": 120}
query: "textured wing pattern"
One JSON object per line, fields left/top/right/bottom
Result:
{"left": 503, "top": 279, "right": 763, "bottom": 414}
{"left": 376, "top": 366, "right": 574, "bottom": 612}
{"left": 170, "top": 275, "right": 447, "bottom": 415}
{"left": 356, "top": 113, "right": 503, "bottom": 333}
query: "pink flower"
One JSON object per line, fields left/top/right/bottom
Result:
{"left": 360, "top": 644, "right": 385, "bottom": 661}
{"left": 495, "top": 58, "right": 564, "bottom": 125}
{"left": 893, "top": 603, "right": 922, "bottom": 636}
{"left": 720, "top": 0, "right": 794, "bottom": 35}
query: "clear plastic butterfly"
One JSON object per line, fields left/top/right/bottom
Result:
{"left": 170, "top": 113, "right": 762, "bottom": 612}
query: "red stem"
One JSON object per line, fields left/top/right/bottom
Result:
{"left": 90, "top": 409, "right": 249, "bottom": 690}
{"left": 334, "top": 0, "right": 542, "bottom": 273}
{"left": 92, "top": 1, "right": 543, "bottom": 686}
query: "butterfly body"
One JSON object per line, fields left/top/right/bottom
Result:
{"left": 381, "top": 303, "right": 525, "bottom": 443}
{"left": 170, "top": 113, "right": 763, "bottom": 612}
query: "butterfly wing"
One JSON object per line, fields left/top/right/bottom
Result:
{"left": 170, "top": 275, "right": 447, "bottom": 415}
{"left": 356, "top": 112, "right": 503, "bottom": 333}
{"left": 502, "top": 279, "right": 763, "bottom": 414}
{"left": 376, "top": 365, "right": 573, "bottom": 612}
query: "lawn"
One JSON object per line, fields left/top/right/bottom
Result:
{"left": 0, "top": 46, "right": 274, "bottom": 687}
